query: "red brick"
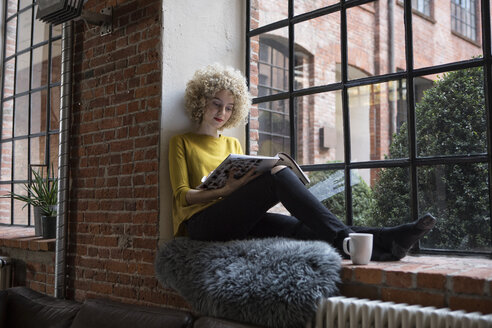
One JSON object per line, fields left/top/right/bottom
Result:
{"left": 449, "top": 296, "right": 492, "bottom": 314}
{"left": 417, "top": 271, "right": 447, "bottom": 290}
{"left": 353, "top": 267, "right": 384, "bottom": 285}
{"left": 340, "top": 283, "right": 380, "bottom": 300}
{"left": 452, "top": 275, "right": 486, "bottom": 295}
{"left": 381, "top": 288, "right": 446, "bottom": 308}
{"left": 385, "top": 270, "right": 414, "bottom": 288}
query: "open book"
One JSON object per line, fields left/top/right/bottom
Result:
{"left": 198, "top": 152, "right": 310, "bottom": 190}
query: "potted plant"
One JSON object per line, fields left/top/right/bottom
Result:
{"left": 3, "top": 167, "right": 58, "bottom": 238}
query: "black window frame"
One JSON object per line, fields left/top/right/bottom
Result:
{"left": 0, "top": 0, "right": 61, "bottom": 227}
{"left": 246, "top": 0, "right": 492, "bottom": 257}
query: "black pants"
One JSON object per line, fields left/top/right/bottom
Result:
{"left": 186, "top": 168, "right": 354, "bottom": 245}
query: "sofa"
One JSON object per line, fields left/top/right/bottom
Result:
{"left": 0, "top": 286, "right": 261, "bottom": 328}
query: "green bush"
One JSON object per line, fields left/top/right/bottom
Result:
{"left": 371, "top": 67, "right": 490, "bottom": 250}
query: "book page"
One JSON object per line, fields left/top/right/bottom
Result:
{"left": 198, "top": 154, "right": 279, "bottom": 190}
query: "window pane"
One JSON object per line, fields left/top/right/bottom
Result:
{"left": 307, "top": 169, "right": 346, "bottom": 224}
{"left": 351, "top": 168, "right": 381, "bottom": 227}
{"left": 250, "top": 29, "right": 289, "bottom": 98}
{"left": 52, "top": 24, "right": 62, "bottom": 38}
{"left": 51, "top": 39, "right": 61, "bottom": 83}
{"left": 418, "top": 163, "right": 491, "bottom": 252}
{"left": 451, "top": 0, "right": 478, "bottom": 41}
{"left": 14, "top": 139, "right": 28, "bottom": 180}
{"left": 414, "top": 0, "right": 481, "bottom": 69}
{"left": 3, "top": 58, "right": 15, "bottom": 98}
{"left": 13, "top": 183, "right": 28, "bottom": 225}
{"left": 31, "top": 89, "right": 48, "bottom": 134}
{"left": 33, "top": 6, "right": 49, "bottom": 45}
{"left": 0, "top": 187, "right": 12, "bottom": 224}
{"left": 5, "top": 16, "right": 18, "bottom": 57}
{"left": 347, "top": 1, "right": 406, "bottom": 79}
{"left": 253, "top": 99, "right": 290, "bottom": 157}
{"left": 31, "top": 136, "right": 46, "bottom": 165}
{"left": 411, "top": 0, "right": 431, "bottom": 16}
{"left": 365, "top": 166, "right": 412, "bottom": 227}
{"left": 16, "top": 52, "right": 30, "bottom": 94}
{"left": 50, "top": 86, "right": 60, "bottom": 130}
{"left": 14, "top": 95, "right": 29, "bottom": 137}
{"left": 16, "top": 8, "right": 32, "bottom": 52}
{"left": 416, "top": 68, "right": 486, "bottom": 157}
{"left": 294, "top": 0, "right": 338, "bottom": 15}
{"left": 349, "top": 80, "right": 407, "bottom": 162}
{"left": 294, "top": 91, "right": 343, "bottom": 165}
{"left": 294, "top": 12, "right": 340, "bottom": 88}
{"left": 2, "top": 99, "right": 14, "bottom": 139}
{"left": 49, "top": 134, "right": 59, "bottom": 172}
{"left": 32, "top": 44, "right": 50, "bottom": 89}
{"left": 0, "top": 141, "right": 13, "bottom": 181}
{"left": 6, "top": 1, "right": 18, "bottom": 19}
{"left": 250, "top": 0, "right": 288, "bottom": 30}
{"left": 19, "top": 0, "right": 33, "bottom": 10}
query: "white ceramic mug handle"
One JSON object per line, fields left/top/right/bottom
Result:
{"left": 343, "top": 237, "right": 351, "bottom": 256}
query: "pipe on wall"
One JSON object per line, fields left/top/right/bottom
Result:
{"left": 55, "top": 20, "right": 73, "bottom": 299}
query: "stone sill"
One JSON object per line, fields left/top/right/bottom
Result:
{"left": 0, "top": 226, "right": 55, "bottom": 252}
{"left": 340, "top": 255, "right": 492, "bottom": 315}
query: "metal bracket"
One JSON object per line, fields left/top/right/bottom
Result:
{"left": 99, "top": 7, "right": 113, "bottom": 36}
{"left": 78, "top": 6, "right": 113, "bottom": 36}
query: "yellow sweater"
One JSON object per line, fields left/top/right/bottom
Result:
{"left": 168, "top": 132, "right": 243, "bottom": 236}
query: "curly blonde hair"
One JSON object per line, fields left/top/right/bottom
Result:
{"left": 185, "top": 64, "right": 251, "bottom": 129}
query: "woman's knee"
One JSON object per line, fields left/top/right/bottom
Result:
{"left": 271, "top": 165, "right": 288, "bottom": 175}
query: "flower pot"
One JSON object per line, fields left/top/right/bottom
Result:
{"left": 33, "top": 206, "right": 43, "bottom": 236}
{"left": 41, "top": 216, "right": 57, "bottom": 239}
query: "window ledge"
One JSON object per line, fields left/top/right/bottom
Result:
{"left": 340, "top": 255, "right": 492, "bottom": 315}
{"left": 0, "top": 226, "right": 55, "bottom": 251}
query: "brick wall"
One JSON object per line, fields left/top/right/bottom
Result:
{"left": 0, "top": 230, "right": 55, "bottom": 294}
{"left": 67, "top": 0, "right": 185, "bottom": 308}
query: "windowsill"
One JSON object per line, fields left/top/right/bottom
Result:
{"left": 340, "top": 255, "right": 492, "bottom": 314}
{"left": 0, "top": 226, "right": 55, "bottom": 251}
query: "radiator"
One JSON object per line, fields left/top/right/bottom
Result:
{"left": 312, "top": 296, "right": 492, "bottom": 328}
{"left": 0, "top": 256, "right": 11, "bottom": 290}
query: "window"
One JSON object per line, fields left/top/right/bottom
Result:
{"left": 0, "top": 0, "right": 61, "bottom": 226}
{"left": 451, "top": 0, "right": 477, "bottom": 41}
{"left": 412, "top": 0, "right": 431, "bottom": 16}
{"left": 256, "top": 36, "right": 312, "bottom": 157}
{"left": 247, "top": 0, "right": 491, "bottom": 256}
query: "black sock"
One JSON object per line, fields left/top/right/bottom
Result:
{"left": 373, "top": 213, "right": 436, "bottom": 259}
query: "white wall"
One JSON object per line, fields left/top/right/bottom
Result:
{"left": 159, "top": 0, "right": 246, "bottom": 241}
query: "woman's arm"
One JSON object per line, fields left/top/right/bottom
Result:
{"left": 185, "top": 168, "right": 257, "bottom": 205}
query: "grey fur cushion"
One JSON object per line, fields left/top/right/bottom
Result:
{"left": 155, "top": 237, "right": 341, "bottom": 328}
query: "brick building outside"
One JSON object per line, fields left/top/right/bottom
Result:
{"left": 249, "top": 0, "right": 482, "bottom": 185}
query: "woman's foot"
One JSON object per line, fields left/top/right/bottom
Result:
{"left": 373, "top": 213, "right": 436, "bottom": 260}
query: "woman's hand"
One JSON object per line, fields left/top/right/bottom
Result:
{"left": 219, "top": 168, "right": 258, "bottom": 197}
{"left": 185, "top": 168, "right": 258, "bottom": 205}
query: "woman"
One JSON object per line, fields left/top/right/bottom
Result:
{"left": 169, "top": 63, "right": 435, "bottom": 261}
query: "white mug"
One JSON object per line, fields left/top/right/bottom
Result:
{"left": 343, "top": 233, "right": 373, "bottom": 265}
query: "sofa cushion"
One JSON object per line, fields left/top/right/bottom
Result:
{"left": 5, "top": 286, "right": 81, "bottom": 328}
{"left": 71, "top": 298, "right": 194, "bottom": 328}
